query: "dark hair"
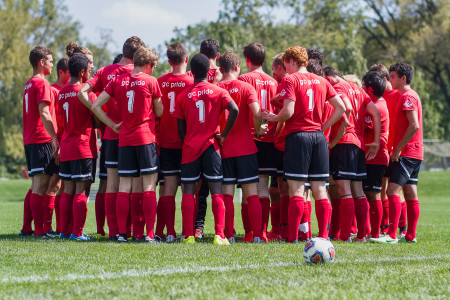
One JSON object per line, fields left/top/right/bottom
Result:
{"left": 306, "top": 59, "right": 324, "bottom": 77}
{"left": 68, "top": 54, "right": 89, "bottom": 78}
{"left": 323, "top": 65, "right": 343, "bottom": 79}
{"left": 167, "top": 42, "right": 187, "bottom": 65}
{"left": 306, "top": 48, "right": 323, "bottom": 66}
{"left": 123, "top": 36, "right": 146, "bottom": 59}
{"left": 190, "top": 53, "right": 210, "bottom": 80}
{"left": 29, "top": 46, "right": 52, "bottom": 68}
{"left": 200, "top": 38, "right": 220, "bottom": 59}
{"left": 219, "top": 51, "right": 240, "bottom": 73}
{"left": 243, "top": 43, "right": 265, "bottom": 66}
{"left": 56, "top": 57, "right": 69, "bottom": 76}
{"left": 369, "top": 64, "right": 389, "bottom": 80}
{"left": 389, "top": 62, "right": 414, "bottom": 84}
{"left": 113, "top": 54, "right": 123, "bottom": 64}
{"left": 65, "top": 42, "right": 92, "bottom": 57}
{"left": 362, "top": 71, "right": 386, "bottom": 97}
{"left": 272, "top": 53, "right": 285, "bottom": 70}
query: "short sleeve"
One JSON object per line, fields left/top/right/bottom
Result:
{"left": 363, "top": 91, "right": 372, "bottom": 107}
{"left": 36, "top": 79, "right": 52, "bottom": 105}
{"left": 151, "top": 77, "right": 162, "bottom": 99}
{"left": 220, "top": 89, "right": 233, "bottom": 110}
{"left": 88, "top": 69, "right": 102, "bottom": 93}
{"left": 245, "top": 84, "right": 258, "bottom": 105}
{"left": 103, "top": 78, "right": 115, "bottom": 97}
{"left": 326, "top": 81, "right": 338, "bottom": 99}
{"left": 173, "top": 93, "right": 185, "bottom": 120}
{"left": 401, "top": 95, "right": 418, "bottom": 111}
{"left": 278, "top": 76, "right": 295, "bottom": 101}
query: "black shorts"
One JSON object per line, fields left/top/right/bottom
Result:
{"left": 160, "top": 147, "right": 182, "bottom": 177}
{"left": 389, "top": 156, "right": 421, "bottom": 186}
{"left": 98, "top": 142, "right": 107, "bottom": 179}
{"left": 181, "top": 145, "right": 222, "bottom": 184}
{"left": 384, "top": 160, "right": 394, "bottom": 178}
{"left": 254, "top": 140, "right": 276, "bottom": 175}
{"left": 24, "top": 143, "right": 57, "bottom": 177}
{"left": 284, "top": 131, "right": 329, "bottom": 181}
{"left": 223, "top": 153, "right": 259, "bottom": 185}
{"left": 118, "top": 143, "right": 159, "bottom": 177}
{"left": 363, "top": 164, "right": 387, "bottom": 192}
{"left": 59, "top": 158, "right": 96, "bottom": 182}
{"left": 274, "top": 148, "right": 284, "bottom": 177}
{"left": 270, "top": 174, "right": 278, "bottom": 188}
{"left": 103, "top": 139, "right": 119, "bottom": 169}
{"left": 330, "top": 143, "right": 367, "bottom": 181}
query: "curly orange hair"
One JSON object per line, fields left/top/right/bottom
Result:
{"left": 282, "top": 46, "right": 308, "bottom": 68}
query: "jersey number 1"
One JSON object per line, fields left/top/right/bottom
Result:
{"left": 307, "top": 89, "right": 314, "bottom": 111}
{"left": 127, "top": 90, "right": 135, "bottom": 113}
{"left": 63, "top": 102, "right": 69, "bottom": 123}
{"left": 24, "top": 93, "right": 29, "bottom": 114}
{"left": 196, "top": 100, "right": 205, "bottom": 123}
{"left": 168, "top": 91, "right": 175, "bottom": 113}
{"left": 261, "top": 89, "right": 268, "bottom": 110}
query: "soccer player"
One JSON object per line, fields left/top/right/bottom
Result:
{"left": 323, "top": 66, "right": 381, "bottom": 242}
{"left": 262, "top": 46, "right": 345, "bottom": 243}
{"left": 238, "top": 42, "right": 278, "bottom": 242}
{"left": 156, "top": 42, "right": 194, "bottom": 242}
{"left": 217, "top": 51, "right": 265, "bottom": 243}
{"left": 174, "top": 53, "right": 238, "bottom": 245}
{"left": 371, "top": 62, "right": 423, "bottom": 244}
{"left": 58, "top": 53, "right": 97, "bottom": 240}
{"left": 78, "top": 36, "right": 146, "bottom": 240}
{"left": 361, "top": 71, "right": 389, "bottom": 239}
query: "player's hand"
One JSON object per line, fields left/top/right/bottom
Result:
{"left": 215, "top": 133, "right": 226, "bottom": 146}
{"left": 328, "top": 141, "right": 337, "bottom": 149}
{"left": 112, "top": 122, "right": 122, "bottom": 134}
{"left": 390, "top": 149, "right": 400, "bottom": 162}
{"left": 52, "top": 138, "right": 60, "bottom": 158}
{"left": 365, "top": 142, "right": 379, "bottom": 161}
{"left": 261, "top": 110, "right": 277, "bottom": 122}
{"left": 255, "top": 123, "right": 269, "bottom": 136}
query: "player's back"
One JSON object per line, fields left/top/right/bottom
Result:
{"left": 384, "top": 89, "right": 399, "bottom": 152}
{"left": 364, "top": 97, "right": 389, "bottom": 165}
{"left": 51, "top": 83, "right": 64, "bottom": 142}
{"left": 186, "top": 69, "right": 217, "bottom": 84}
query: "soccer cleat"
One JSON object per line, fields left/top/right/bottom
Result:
{"left": 19, "top": 230, "right": 34, "bottom": 236}
{"left": 352, "top": 237, "right": 367, "bottom": 243}
{"left": 154, "top": 235, "right": 162, "bottom": 243}
{"left": 241, "top": 232, "right": 253, "bottom": 242}
{"left": 97, "top": 233, "right": 107, "bottom": 240}
{"left": 109, "top": 234, "right": 118, "bottom": 242}
{"left": 166, "top": 235, "right": 176, "bottom": 243}
{"left": 70, "top": 233, "right": 92, "bottom": 241}
{"left": 180, "top": 235, "right": 186, "bottom": 242}
{"left": 228, "top": 237, "right": 235, "bottom": 244}
{"left": 253, "top": 237, "right": 263, "bottom": 243}
{"left": 350, "top": 232, "right": 357, "bottom": 237}
{"left": 182, "top": 236, "right": 195, "bottom": 244}
{"left": 47, "top": 229, "right": 57, "bottom": 235}
{"left": 398, "top": 236, "right": 417, "bottom": 243}
{"left": 370, "top": 235, "right": 398, "bottom": 244}
{"left": 398, "top": 232, "right": 406, "bottom": 240}
{"left": 143, "top": 236, "right": 157, "bottom": 243}
{"left": 213, "top": 235, "right": 230, "bottom": 245}
{"left": 117, "top": 234, "right": 128, "bottom": 243}
{"left": 342, "top": 237, "right": 352, "bottom": 242}
{"left": 59, "top": 233, "right": 71, "bottom": 239}
{"left": 194, "top": 229, "right": 204, "bottom": 239}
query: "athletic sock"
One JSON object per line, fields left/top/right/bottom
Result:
{"left": 126, "top": 197, "right": 132, "bottom": 238}
{"left": 288, "top": 196, "right": 304, "bottom": 243}
{"left": 270, "top": 202, "right": 281, "bottom": 235}
{"left": 315, "top": 199, "right": 330, "bottom": 239}
{"left": 116, "top": 192, "right": 130, "bottom": 235}
{"left": 72, "top": 194, "right": 88, "bottom": 236}
{"left": 105, "top": 193, "right": 118, "bottom": 238}
{"left": 60, "top": 193, "right": 74, "bottom": 236}
{"left": 22, "top": 189, "right": 33, "bottom": 233}
{"left": 181, "top": 194, "right": 195, "bottom": 238}
{"left": 406, "top": 199, "right": 420, "bottom": 241}
{"left": 369, "top": 199, "right": 382, "bottom": 238}
{"left": 43, "top": 194, "right": 55, "bottom": 232}
{"left": 339, "top": 197, "right": 355, "bottom": 241}
{"left": 223, "top": 194, "right": 235, "bottom": 238}
{"left": 211, "top": 194, "right": 226, "bottom": 238}
{"left": 280, "top": 195, "right": 290, "bottom": 239}
{"left": 329, "top": 198, "right": 340, "bottom": 239}
{"left": 95, "top": 193, "right": 106, "bottom": 236}
{"left": 307, "top": 201, "right": 312, "bottom": 239}
{"left": 30, "top": 193, "right": 45, "bottom": 236}
{"left": 143, "top": 191, "right": 157, "bottom": 239}
{"left": 351, "top": 215, "right": 357, "bottom": 235}
{"left": 366, "top": 211, "right": 371, "bottom": 237}
{"left": 381, "top": 198, "right": 389, "bottom": 234}
{"left": 354, "top": 197, "right": 369, "bottom": 240}
{"left": 387, "top": 195, "right": 402, "bottom": 239}
{"left": 299, "top": 201, "right": 309, "bottom": 241}
{"left": 155, "top": 196, "right": 168, "bottom": 238}
{"left": 131, "top": 193, "right": 144, "bottom": 240}
{"left": 260, "top": 197, "right": 270, "bottom": 235}
{"left": 241, "top": 203, "right": 252, "bottom": 233}
{"left": 193, "top": 192, "right": 199, "bottom": 229}
{"left": 55, "top": 194, "right": 62, "bottom": 233}
{"left": 247, "top": 195, "right": 262, "bottom": 238}
{"left": 165, "top": 196, "right": 176, "bottom": 236}
{"left": 399, "top": 201, "right": 407, "bottom": 230}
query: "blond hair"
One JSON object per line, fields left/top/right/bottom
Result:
{"left": 343, "top": 74, "right": 362, "bottom": 88}
{"left": 133, "top": 47, "right": 159, "bottom": 67}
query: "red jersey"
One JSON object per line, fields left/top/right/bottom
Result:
{"left": 384, "top": 89, "right": 400, "bottom": 152}
{"left": 58, "top": 84, "right": 97, "bottom": 161}
{"left": 186, "top": 69, "right": 217, "bottom": 83}
{"left": 174, "top": 82, "right": 233, "bottom": 164}
{"left": 217, "top": 80, "right": 258, "bottom": 158}
{"left": 364, "top": 98, "right": 389, "bottom": 165}
{"left": 279, "top": 72, "right": 337, "bottom": 135}
{"left": 322, "top": 101, "right": 334, "bottom": 143}
{"left": 393, "top": 89, "right": 423, "bottom": 160}
{"left": 104, "top": 72, "right": 162, "bottom": 147}
{"left": 87, "top": 63, "right": 134, "bottom": 140}
{"left": 51, "top": 84, "right": 65, "bottom": 142}
{"left": 238, "top": 71, "right": 278, "bottom": 142}
{"left": 157, "top": 73, "right": 194, "bottom": 149}
{"left": 23, "top": 76, "right": 53, "bottom": 145}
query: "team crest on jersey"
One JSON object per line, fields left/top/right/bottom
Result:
{"left": 280, "top": 89, "right": 286, "bottom": 96}
{"left": 365, "top": 115, "right": 372, "bottom": 124}
{"left": 403, "top": 99, "right": 413, "bottom": 109}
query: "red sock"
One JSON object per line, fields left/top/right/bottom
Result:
{"left": 116, "top": 192, "right": 130, "bottom": 235}
{"left": 165, "top": 196, "right": 176, "bottom": 236}
{"left": 127, "top": 197, "right": 132, "bottom": 238}
{"left": 355, "top": 197, "right": 369, "bottom": 240}
{"left": 43, "top": 194, "right": 55, "bottom": 232}
{"left": 381, "top": 198, "right": 389, "bottom": 234}
{"left": 247, "top": 195, "right": 262, "bottom": 239}
{"left": 211, "top": 194, "right": 226, "bottom": 238}
{"left": 387, "top": 195, "right": 401, "bottom": 239}
{"left": 351, "top": 215, "right": 357, "bottom": 235}
{"left": 299, "top": 201, "right": 309, "bottom": 241}
{"left": 280, "top": 195, "right": 290, "bottom": 239}
{"left": 307, "top": 201, "right": 312, "bottom": 239}
{"left": 241, "top": 203, "right": 252, "bottom": 233}
{"left": 181, "top": 194, "right": 195, "bottom": 238}
{"left": 105, "top": 193, "right": 118, "bottom": 238}
{"left": 330, "top": 198, "right": 340, "bottom": 239}
{"left": 399, "top": 201, "right": 407, "bottom": 230}
{"left": 22, "top": 189, "right": 33, "bottom": 233}
{"left": 288, "top": 196, "right": 304, "bottom": 242}
{"left": 55, "top": 194, "right": 62, "bottom": 233}
{"left": 60, "top": 193, "right": 73, "bottom": 236}
{"left": 406, "top": 199, "right": 420, "bottom": 241}
{"left": 270, "top": 202, "right": 281, "bottom": 235}
{"left": 369, "top": 200, "right": 382, "bottom": 238}
{"left": 30, "top": 193, "right": 45, "bottom": 236}
{"left": 72, "top": 194, "right": 88, "bottom": 236}
{"left": 155, "top": 196, "right": 168, "bottom": 238}
{"left": 328, "top": 201, "right": 333, "bottom": 226}
{"left": 193, "top": 192, "right": 199, "bottom": 228}
{"left": 223, "top": 194, "right": 235, "bottom": 238}
{"left": 260, "top": 197, "right": 270, "bottom": 235}
{"left": 339, "top": 197, "right": 355, "bottom": 241}
{"left": 95, "top": 193, "right": 106, "bottom": 236}
{"left": 315, "top": 199, "right": 330, "bottom": 239}
{"left": 143, "top": 191, "right": 157, "bottom": 238}
{"left": 131, "top": 193, "right": 144, "bottom": 239}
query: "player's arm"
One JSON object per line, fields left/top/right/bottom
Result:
{"left": 217, "top": 101, "right": 239, "bottom": 144}
{"left": 212, "top": 69, "right": 223, "bottom": 85}
{"left": 322, "top": 95, "right": 345, "bottom": 132}
{"left": 177, "top": 118, "right": 186, "bottom": 143}
{"left": 153, "top": 97, "right": 163, "bottom": 118}
{"left": 77, "top": 82, "right": 94, "bottom": 110}
{"left": 91, "top": 91, "right": 121, "bottom": 133}
{"left": 328, "top": 117, "right": 348, "bottom": 149}
{"left": 391, "top": 110, "right": 419, "bottom": 162}
{"left": 249, "top": 102, "right": 267, "bottom": 135}
{"left": 262, "top": 98, "right": 294, "bottom": 122}
{"left": 38, "top": 102, "right": 59, "bottom": 157}
{"left": 365, "top": 101, "right": 381, "bottom": 161}
{"left": 270, "top": 94, "right": 283, "bottom": 109}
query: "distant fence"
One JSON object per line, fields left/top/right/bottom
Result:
{"left": 422, "top": 140, "right": 450, "bottom": 171}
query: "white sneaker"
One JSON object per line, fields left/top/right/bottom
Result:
{"left": 398, "top": 232, "right": 406, "bottom": 240}
{"left": 253, "top": 237, "right": 263, "bottom": 243}
{"left": 166, "top": 235, "right": 176, "bottom": 243}
{"left": 228, "top": 237, "right": 235, "bottom": 244}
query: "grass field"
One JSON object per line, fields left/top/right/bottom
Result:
{"left": 0, "top": 171, "right": 449, "bottom": 299}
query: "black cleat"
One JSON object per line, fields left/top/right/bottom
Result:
{"left": 19, "top": 230, "right": 34, "bottom": 236}
{"left": 117, "top": 234, "right": 128, "bottom": 243}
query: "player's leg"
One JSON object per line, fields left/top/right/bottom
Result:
{"left": 268, "top": 175, "right": 281, "bottom": 239}
{"left": 60, "top": 177, "right": 75, "bottom": 238}
{"left": 278, "top": 176, "right": 290, "bottom": 240}
{"left": 401, "top": 160, "right": 421, "bottom": 242}
{"left": 104, "top": 139, "right": 120, "bottom": 240}
{"left": 363, "top": 164, "right": 386, "bottom": 239}
{"left": 95, "top": 144, "right": 107, "bottom": 238}
{"left": 380, "top": 176, "right": 390, "bottom": 235}
{"left": 20, "top": 146, "right": 34, "bottom": 235}
{"left": 44, "top": 173, "right": 60, "bottom": 234}
{"left": 328, "top": 177, "right": 341, "bottom": 240}
{"left": 222, "top": 157, "right": 237, "bottom": 241}
{"left": 195, "top": 179, "right": 209, "bottom": 238}
{"left": 351, "top": 180, "right": 369, "bottom": 241}
{"left": 398, "top": 192, "right": 407, "bottom": 238}
{"left": 130, "top": 177, "right": 144, "bottom": 241}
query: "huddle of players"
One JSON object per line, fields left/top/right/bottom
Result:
{"left": 20, "top": 35, "right": 423, "bottom": 244}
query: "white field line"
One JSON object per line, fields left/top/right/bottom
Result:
{"left": 1, "top": 254, "right": 449, "bottom": 284}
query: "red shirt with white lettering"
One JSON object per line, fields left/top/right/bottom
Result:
{"left": 186, "top": 69, "right": 217, "bottom": 83}
{"left": 279, "top": 72, "right": 337, "bottom": 135}
{"left": 322, "top": 101, "right": 334, "bottom": 143}
{"left": 384, "top": 89, "right": 399, "bottom": 152}
{"left": 157, "top": 73, "right": 194, "bottom": 149}
{"left": 88, "top": 63, "right": 134, "bottom": 140}
{"left": 217, "top": 80, "right": 258, "bottom": 158}
{"left": 104, "top": 72, "right": 162, "bottom": 147}
{"left": 23, "top": 76, "right": 53, "bottom": 145}
{"left": 51, "top": 84, "right": 65, "bottom": 142}
{"left": 393, "top": 89, "right": 423, "bottom": 160}
{"left": 364, "top": 98, "right": 389, "bottom": 165}
{"left": 174, "top": 82, "right": 233, "bottom": 164}
{"left": 58, "top": 84, "right": 97, "bottom": 161}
